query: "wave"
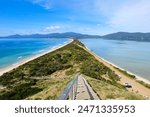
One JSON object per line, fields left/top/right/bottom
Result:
{"left": 18, "top": 56, "right": 23, "bottom": 59}
{"left": 38, "top": 49, "right": 45, "bottom": 53}
{"left": 12, "top": 63, "right": 18, "bottom": 66}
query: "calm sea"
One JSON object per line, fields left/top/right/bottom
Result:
{"left": 0, "top": 38, "right": 150, "bottom": 81}
{"left": 0, "top": 38, "right": 69, "bottom": 68}
{"left": 81, "top": 38, "right": 150, "bottom": 81}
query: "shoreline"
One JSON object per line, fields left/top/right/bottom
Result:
{"left": 84, "top": 46, "right": 150, "bottom": 85}
{"left": 0, "top": 39, "right": 73, "bottom": 76}
{"left": 81, "top": 44, "right": 150, "bottom": 98}
{"left": 1, "top": 38, "right": 149, "bottom": 85}
{"left": 99, "top": 55, "right": 150, "bottom": 84}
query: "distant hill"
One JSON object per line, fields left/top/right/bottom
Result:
{"left": 102, "top": 32, "right": 150, "bottom": 42}
{"left": 0, "top": 39, "right": 144, "bottom": 100}
{"left": 1, "top": 32, "right": 150, "bottom": 42}
{"left": 1, "top": 32, "right": 101, "bottom": 38}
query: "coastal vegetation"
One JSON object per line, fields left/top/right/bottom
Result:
{"left": 137, "top": 80, "right": 150, "bottom": 89}
{"left": 113, "top": 66, "right": 150, "bottom": 89}
{"left": 85, "top": 75, "right": 143, "bottom": 100}
{"left": 0, "top": 39, "right": 145, "bottom": 100}
{"left": 114, "top": 67, "right": 136, "bottom": 79}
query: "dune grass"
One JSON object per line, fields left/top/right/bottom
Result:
{"left": 84, "top": 75, "right": 144, "bottom": 100}
{"left": 0, "top": 39, "right": 147, "bottom": 100}
{"left": 27, "top": 73, "right": 73, "bottom": 100}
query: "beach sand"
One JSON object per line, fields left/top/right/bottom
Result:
{"left": 0, "top": 39, "right": 73, "bottom": 76}
{"left": 80, "top": 45, "right": 150, "bottom": 98}
{"left": 84, "top": 46, "right": 150, "bottom": 84}
{"left": 97, "top": 53, "right": 150, "bottom": 84}
{"left": 0, "top": 39, "right": 150, "bottom": 98}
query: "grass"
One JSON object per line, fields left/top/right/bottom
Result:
{"left": 114, "top": 67, "right": 136, "bottom": 79}
{"left": 0, "top": 81, "right": 42, "bottom": 100}
{"left": 137, "top": 80, "right": 150, "bottom": 89}
{"left": 0, "top": 39, "right": 148, "bottom": 100}
{"left": 27, "top": 73, "right": 73, "bottom": 100}
{"left": 114, "top": 66, "right": 150, "bottom": 89}
{"left": 84, "top": 75, "right": 144, "bottom": 100}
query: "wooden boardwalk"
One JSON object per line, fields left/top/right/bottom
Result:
{"left": 75, "top": 75, "right": 99, "bottom": 100}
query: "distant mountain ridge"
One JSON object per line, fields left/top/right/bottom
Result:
{"left": 1, "top": 32, "right": 101, "bottom": 38}
{"left": 1, "top": 32, "right": 150, "bottom": 42}
{"left": 102, "top": 32, "right": 150, "bottom": 42}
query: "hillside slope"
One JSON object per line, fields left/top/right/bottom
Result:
{"left": 0, "top": 40, "right": 144, "bottom": 100}
{"left": 1, "top": 32, "right": 101, "bottom": 38}
{"left": 102, "top": 32, "right": 150, "bottom": 42}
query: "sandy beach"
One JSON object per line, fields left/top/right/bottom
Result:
{"left": 0, "top": 39, "right": 150, "bottom": 98}
{"left": 80, "top": 45, "right": 150, "bottom": 98}
{"left": 99, "top": 56, "right": 150, "bottom": 84}
{"left": 0, "top": 39, "right": 73, "bottom": 76}
{"left": 85, "top": 46, "right": 150, "bottom": 84}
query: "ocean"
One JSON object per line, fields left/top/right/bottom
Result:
{"left": 0, "top": 38, "right": 150, "bottom": 81}
{"left": 81, "top": 38, "right": 150, "bottom": 81}
{"left": 0, "top": 38, "right": 69, "bottom": 68}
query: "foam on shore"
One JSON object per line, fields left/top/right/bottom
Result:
{"left": 0, "top": 39, "right": 73, "bottom": 76}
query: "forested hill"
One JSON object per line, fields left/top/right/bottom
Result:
{"left": 1, "top": 32, "right": 100, "bottom": 39}
{"left": 102, "top": 32, "right": 150, "bottom": 42}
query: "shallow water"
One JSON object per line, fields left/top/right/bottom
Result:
{"left": 0, "top": 38, "right": 150, "bottom": 81}
{"left": 0, "top": 38, "right": 69, "bottom": 68}
{"left": 81, "top": 38, "right": 150, "bottom": 81}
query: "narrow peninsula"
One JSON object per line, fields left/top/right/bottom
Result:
{"left": 0, "top": 39, "right": 150, "bottom": 100}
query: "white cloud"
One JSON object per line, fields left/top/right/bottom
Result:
{"left": 94, "top": 0, "right": 150, "bottom": 32}
{"left": 30, "top": 0, "right": 52, "bottom": 9}
{"left": 110, "top": 0, "right": 150, "bottom": 32}
{"left": 94, "top": 0, "right": 125, "bottom": 16}
{"left": 23, "top": 0, "right": 150, "bottom": 34}
{"left": 43, "top": 25, "right": 61, "bottom": 32}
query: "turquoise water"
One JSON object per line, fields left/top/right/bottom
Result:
{"left": 0, "top": 38, "right": 69, "bottom": 68}
{"left": 0, "top": 38, "right": 150, "bottom": 81}
{"left": 81, "top": 38, "right": 150, "bottom": 81}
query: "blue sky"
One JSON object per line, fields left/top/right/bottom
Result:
{"left": 0, "top": 0, "right": 150, "bottom": 36}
